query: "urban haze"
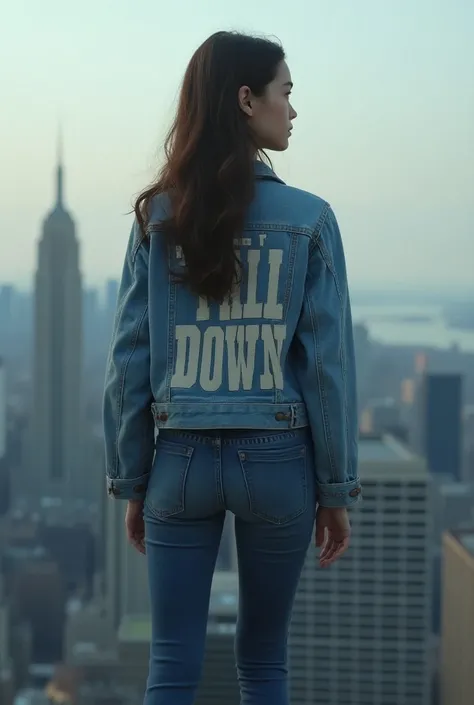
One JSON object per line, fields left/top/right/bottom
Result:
{"left": 1, "top": 2, "right": 473, "bottom": 704}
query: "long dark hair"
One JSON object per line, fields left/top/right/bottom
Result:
{"left": 134, "top": 31, "right": 285, "bottom": 302}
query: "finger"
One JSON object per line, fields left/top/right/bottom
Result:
{"left": 325, "top": 542, "right": 346, "bottom": 566}
{"left": 131, "top": 535, "right": 146, "bottom": 555}
{"left": 320, "top": 538, "right": 337, "bottom": 565}
{"left": 322, "top": 537, "right": 349, "bottom": 567}
{"left": 127, "top": 529, "right": 146, "bottom": 555}
{"left": 320, "top": 539, "right": 337, "bottom": 567}
{"left": 326, "top": 533, "right": 349, "bottom": 559}
{"left": 320, "top": 536, "right": 347, "bottom": 566}
{"left": 319, "top": 530, "right": 331, "bottom": 559}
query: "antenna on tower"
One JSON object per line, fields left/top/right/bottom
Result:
{"left": 58, "top": 123, "right": 63, "bottom": 166}
{"left": 56, "top": 123, "right": 64, "bottom": 207}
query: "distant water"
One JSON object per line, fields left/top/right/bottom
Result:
{"left": 352, "top": 303, "right": 474, "bottom": 353}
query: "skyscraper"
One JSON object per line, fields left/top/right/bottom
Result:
{"left": 441, "top": 529, "right": 474, "bottom": 705}
{"left": 0, "top": 358, "right": 5, "bottom": 461}
{"left": 105, "top": 492, "right": 150, "bottom": 630}
{"left": 28, "top": 138, "right": 83, "bottom": 507}
{"left": 0, "top": 357, "right": 9, "bottom": 516}
{"left": 0, "top": 573, "right": 13, "bottom": 705}
{"left": 0, "top": 286, "right": 13, "bottom": 358}
{"left": 419, "top": 373, "right": 463, "bottom": 481}
{"left": 290, "top": 434, "right": 433, "bottom": 705}
{"left": 105, "top": 279, "right": 119, "bottom": 319}
{"left": 196, "top": 572, "right": 240, "bottom": 704}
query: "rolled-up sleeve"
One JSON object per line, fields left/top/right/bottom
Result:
{"left": 103, "top": 222, "right": 155, "bottom": 500}
{"left": 295, "top": 206, "right": 361, "bottom": 508}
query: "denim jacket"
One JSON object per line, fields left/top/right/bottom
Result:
{"left": 103, "top": 161, "right": 361, "bottom": 507}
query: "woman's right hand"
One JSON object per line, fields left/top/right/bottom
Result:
{"left": 315, "top": 506, "right": 351, "bottom": 568}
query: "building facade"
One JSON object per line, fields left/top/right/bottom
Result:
{"left": 27, "top": 143, "right": 83, "bottom": 507}
{"left": 290, "top": 434, "right": 433, "bottom": 705}
{"left": 104, "top": 493, "right": 150, "bottom": 630}
{"left": 441, "top": 530, "right": 474, "bottom": 705}
{"left": 0, "top": 573, "right": 13, "bottom": 705}
{"left": 419, "top": 373, "right": 463, "bottom": 481}
{"left": 0, "top": 358, "right": 9, "bottom": 516}
{"left": 196, "top": 571, "right": 239, "bottom": 704}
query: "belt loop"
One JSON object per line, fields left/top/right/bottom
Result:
{"left": 290, "top": 405, "right": 297, "bottom": 428}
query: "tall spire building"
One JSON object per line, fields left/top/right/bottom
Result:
{"left": 28, "top": 138, "right": 83, "bottom": 508}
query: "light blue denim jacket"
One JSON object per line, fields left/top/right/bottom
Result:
{"left": 103, "top": 161, "right": 360, "bottom": 507}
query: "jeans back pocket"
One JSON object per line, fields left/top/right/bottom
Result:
{"left": 238, "top": 444, "right": 307, "bottom": 525}
{"left": 145, "top": 438, "right": 194, "bottom": 518}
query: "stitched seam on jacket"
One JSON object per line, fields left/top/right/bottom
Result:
{"left": 305, "top": 290, "right": 337, "bottom": 482}
{"left": 165, "top": 246, "right": 177, "bottom": 403}
{"left": 113, "top": 303, "right": 149, "bottom": 477}
{"left": 340, "top": 287, "right": 351, "bottom": 476}
{"left": 315, "top": 233, "right": 350, "bottom": 478}
{"left": 146, "top": 222, "right": 316, "bottom": 237}
{"left": 151, "top": 401, "right": 307, "bottom": 408}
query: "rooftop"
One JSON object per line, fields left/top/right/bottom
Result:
{"left": 358, "top": 434, "right": 427, "bottom": 480}
{"left": 452, "top": 530, "right": 474, "bottom": 557}
{"left": 440, "top": 482, "right": 474, "bottom": 497}
{"left": 359, "top": 435, "right": 414, "bottom": 463}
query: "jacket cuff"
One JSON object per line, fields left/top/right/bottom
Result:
{"left": 316, "top": 478, "right": 362, "bottom": 508}
{"left": 107, "top": 471, "right": 150, "bottom": 501}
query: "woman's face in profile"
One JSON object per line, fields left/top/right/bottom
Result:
{"left": 240, "top": 61, "right": 297, "bottom": 153}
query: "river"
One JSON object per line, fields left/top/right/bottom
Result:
{"left": 352, "top": 303, "right": 474, "bottom": 353}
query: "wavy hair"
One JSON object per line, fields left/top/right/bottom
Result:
{"left": 134, "top": 31, "right": 285, "bottom": 302}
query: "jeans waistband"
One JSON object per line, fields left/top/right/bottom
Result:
{"left": 159, "top": 426, "right": 311, "bottom": 446}
{"left": 151, "top": 402, "right": 309, "bottom": 430}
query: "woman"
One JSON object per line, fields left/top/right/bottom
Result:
{"left": 104, "top": 30, "right": 360, "bottom": 705}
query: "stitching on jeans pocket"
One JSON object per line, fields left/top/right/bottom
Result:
{"left": 145, "top": 438, "right": 194, "bottom": 519}
{"left": 238, "top": 445, "right": 307, "bottom": 525}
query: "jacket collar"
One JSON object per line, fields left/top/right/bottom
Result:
{"left": 253, "top": 159, "right": 285, "bottom": 184}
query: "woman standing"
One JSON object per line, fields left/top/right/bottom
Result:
{"left": 104, "top": 31, "right": 360, "bottom": 705}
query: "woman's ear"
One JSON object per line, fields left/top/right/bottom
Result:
{"left": 238, "top": 86, "right": 253, "bottom": 117}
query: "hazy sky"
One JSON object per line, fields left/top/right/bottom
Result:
{"left": 1, "top": 0, "right": 473, "bottom": 292}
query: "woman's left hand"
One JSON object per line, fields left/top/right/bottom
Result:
{"left": 125, "top": 499, "right": 146, "bottom": 554}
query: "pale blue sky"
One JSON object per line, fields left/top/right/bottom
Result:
{"left": 1, "top": 0, "right": 473, "bottom": 291}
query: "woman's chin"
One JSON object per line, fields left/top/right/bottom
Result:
{"left": 263, "top": 138, "right": 290, "bottom": 153}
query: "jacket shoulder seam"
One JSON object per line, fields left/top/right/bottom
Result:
{"left": 308, "top": 201, "right": 331, "bottom": 254}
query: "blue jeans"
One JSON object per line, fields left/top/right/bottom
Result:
{"left": 143, "top": 427, "right": 316, "bottom": 705}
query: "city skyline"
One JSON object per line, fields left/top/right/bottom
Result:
{"left": 1, "top": 0, "right": 473, "bottom": 291}
{"left": 1, "top": 3, "right": 474, "bottom": 702}
{"left": 2, "top": 144, "right": 474, "bottom": 298}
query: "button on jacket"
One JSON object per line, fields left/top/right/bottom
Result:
{"left": 103, "top": 161, "right": 361, "bottom": 507}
